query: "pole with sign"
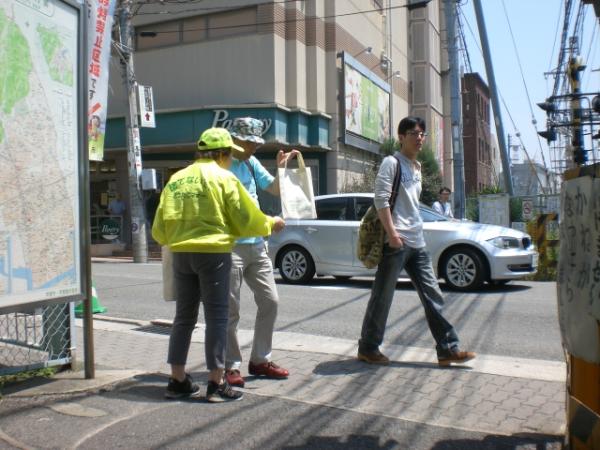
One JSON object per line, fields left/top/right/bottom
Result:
{"left": 119, "top": 0, "right": 148, "bottom": 263}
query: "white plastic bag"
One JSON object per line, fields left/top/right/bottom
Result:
{"left": 162, "top": 246, "right": 176, "bottom": 302}
{"left": 278, "top": 154, "right": 317, "bottom": 219}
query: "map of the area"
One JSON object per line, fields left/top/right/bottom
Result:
{"left": 0, "top": 0, "right": 81, "bottom": 308}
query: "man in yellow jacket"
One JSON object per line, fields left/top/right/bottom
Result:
{"left": 152, "top": 127, "right": 285, "bottom": 403}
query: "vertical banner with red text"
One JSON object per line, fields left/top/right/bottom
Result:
{"left": 87, "top": 0, "right": 116, "bottom": 161}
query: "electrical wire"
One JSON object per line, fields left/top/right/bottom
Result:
{"left": 132, "top": 1, "right": 403, "bottom": 22}
{"left": 457, "top": 4, "right": 473, "bottom": 73}
{"left": 547, "top": 0, "right": 564, "bottom": 75}
{"left": 583, "top": 19, "right": 598, "bottom": 92}
{"left": 500, "top": 0, "right": 548, "bottom": 172}
{"left": 460, "top": 4, "right": 550, "bottom": 192}
{"left": 132, "top": 0, "right": 302, "bottom": 7}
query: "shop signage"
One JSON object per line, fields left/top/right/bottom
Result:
{"left": 100, "top": 218, "right": 121, "bottom": 240}
{"left": 211, "top": 109, "right": 272, "bottom": 135}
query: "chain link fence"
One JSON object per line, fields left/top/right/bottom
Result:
{"left": 0, "top": 302, "right": 73, "bottom": 376}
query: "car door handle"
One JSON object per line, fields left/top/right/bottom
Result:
{"left": 305, "top": 227, "right": 318, "bottom": 233}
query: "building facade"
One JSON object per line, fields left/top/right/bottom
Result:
{"left": 461, "top": 72, "right": 494, "bottom": 195}
{"left": 96, "top": 0, "right": 446, "bottom": 245}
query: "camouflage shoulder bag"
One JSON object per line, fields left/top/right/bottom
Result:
{"left": 357, "top": 155, "right": 402, "bottom": 269}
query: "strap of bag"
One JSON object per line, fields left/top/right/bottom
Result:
{"left": 389, "top": 154, "right": 403, "bottom": 210}
{"left": 243, "top": 159, "right": 263, "bottom": 210}
{"left": 244, "top": 159, "right": 257, "bottom": 186}
{"left": 283, "top": 152, "right": 306, "bottom": 169}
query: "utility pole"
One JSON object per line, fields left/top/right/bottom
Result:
{"left": 472, "top": 0, "right": 513, "bottom": 196}
{"left": 443, "top": 0, "right": 466, "bottom": 219}
{"left": 568, "top": 56, "right": 588, "bottom": 166}
{"left": 118, "top": 0, "right": 148, "bottom": 263}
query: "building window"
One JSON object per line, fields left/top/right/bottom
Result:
{"left": 136, "top": 7, "right": 258, "bottom": 50}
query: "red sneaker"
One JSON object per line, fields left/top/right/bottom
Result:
{"left": 248, "top": 361, "right": 289, "bottom": 379}
{"left": 225, "top": 369, "right": 245, "bottom": 387}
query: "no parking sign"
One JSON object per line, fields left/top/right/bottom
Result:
{"left": 522, "top": 199, "right": 534, "bottom": 220}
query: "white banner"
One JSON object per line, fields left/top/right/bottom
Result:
{"left": 87, "top": 0, "right": 116, "bottom": 161}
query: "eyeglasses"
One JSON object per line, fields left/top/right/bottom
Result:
{"left": 406, "top": 131, "right": 428, "bottom": 138}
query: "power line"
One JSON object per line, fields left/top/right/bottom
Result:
{"left": 460, "top": 5, "right": 550, "bottom": 190}
{"left": 457, "top": 4, "right": 472, "bottom": 73}
{"left": 584, "top": 19, "right": 598, "bottom": 92}
{"left": 500, "top": 0, "right": 548, "bottom": 171}
{"left": 132, "top": 1, "right": 405, "bottom": 26}
{"left": 133, "top": 0, "right": 302, "bottom": 7}
{"left": 547, "top": 0, "right": 564, "bottom": 75}
{"left": 552, "top": 0, "right": 574, "bottom": 99}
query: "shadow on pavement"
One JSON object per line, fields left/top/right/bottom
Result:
{"left": 280, "top": 432, "right": 563, "bottom": 450}
{"left": 430, "top": 433, "right": 564, "bottom": 449}
{"left": 312, "top": 358, "right": 472, "bottom": 376}
{"left": 282, "top": 434, "right": 400, "bottom": 449}
{"left": 274, "top": 275, "right": 533, "bottom": 294}
{"left": 0, "top": 374, "right": 56, "bottom": 396}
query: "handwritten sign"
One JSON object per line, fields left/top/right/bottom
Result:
{"left": 557, "top": 177, "right": 600, "bottom": 363}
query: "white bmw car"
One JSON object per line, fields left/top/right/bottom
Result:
{"left": 268, "top": 193, "right": 538, "bottom": 291}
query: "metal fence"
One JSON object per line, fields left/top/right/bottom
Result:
{"left": 0, "top": 302, "right": 74, "bottom": 376}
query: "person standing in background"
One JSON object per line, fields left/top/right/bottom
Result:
{"left": 432, "top": 187, "right": 454, "bottom": 218}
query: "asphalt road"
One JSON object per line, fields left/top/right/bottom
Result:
{"left": 91, "top": 261, "right": 563, "bottom": 361}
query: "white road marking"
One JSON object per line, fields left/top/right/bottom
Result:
{"left": 80, "top": 318, "right": 566, "bottom": 383}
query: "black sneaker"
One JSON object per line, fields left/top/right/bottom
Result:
{"left": 165, "top": 374, "right": 201, "bottom": 399}
{"left": 206, "top": 380, "right": 243, "bottom": 403}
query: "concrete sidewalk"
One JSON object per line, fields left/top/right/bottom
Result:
{"left": 0, "top": 317, "right": 566, "bottom": 449}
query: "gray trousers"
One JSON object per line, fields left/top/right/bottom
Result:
{"left": 167, "top": 252, "right": 231, "bottom": 371}
{"left": 226, "top": 242, "right": 279, "bottom": 369}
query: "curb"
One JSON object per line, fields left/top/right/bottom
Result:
{"left": 93, "top": 315, "right": 148, "bottom": 327}
{"left": 3, "top": 369, "right": 147, "bottom": 398}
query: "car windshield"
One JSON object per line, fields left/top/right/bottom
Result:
{"left": 419, "top": 204, "right": 449, "bottom": 222}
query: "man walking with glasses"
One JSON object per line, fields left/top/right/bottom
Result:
{"left": 357, "top": 116, "right": 475, "bottom": 366}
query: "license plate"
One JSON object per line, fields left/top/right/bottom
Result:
{"left": 531, "top": 253, "right": 538, "bottom": 268}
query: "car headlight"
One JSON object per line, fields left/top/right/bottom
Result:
{"left": 487, "top": 236, "right": 521, "bottom": 249}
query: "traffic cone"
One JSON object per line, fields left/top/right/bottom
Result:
{"left": 75, "top": 281, "right": 107, "bottom": 317}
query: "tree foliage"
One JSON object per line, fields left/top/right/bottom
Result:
{"left": 342, "top": 139, "right": 442, "bottom": 203}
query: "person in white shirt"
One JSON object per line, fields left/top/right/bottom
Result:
{"left": 432, "top": 187, "right": 454, "bottom": 218}
{"left": 357, "top": 116, "right": 475, "bottom": 367}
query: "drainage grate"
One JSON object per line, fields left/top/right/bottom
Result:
{"left": 132, "top": 324, "right": 172, "bottom": 336}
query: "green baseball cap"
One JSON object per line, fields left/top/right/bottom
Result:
{"left": 197, "top": 127, "right": 245, "bottom": 157}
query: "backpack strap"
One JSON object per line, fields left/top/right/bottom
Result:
{"left": 389, "top": 153, "right": 403, "bottom": 210}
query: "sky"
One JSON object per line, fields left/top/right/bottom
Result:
{"left": 459, "top": 0, "right": 599, "bottom": 171}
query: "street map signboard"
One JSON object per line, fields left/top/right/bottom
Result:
{"left": 0, "top": 0, "right": 86, "bottom": 312}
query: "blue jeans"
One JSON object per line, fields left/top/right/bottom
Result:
{"left": 359, "top": 244, "right": 460, "bottom": 357}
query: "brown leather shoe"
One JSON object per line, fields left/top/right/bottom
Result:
{"left": 357, "top": 349, "right": 390, "bottom": 365}
{"left": 438, "top": 350, "right": 476, "bottom": 366}
{"left": 248, "top": 361, "right": 289, "bottom": 379}
{"left": 225, "top": 369, "right": 245, "bottom": 387}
